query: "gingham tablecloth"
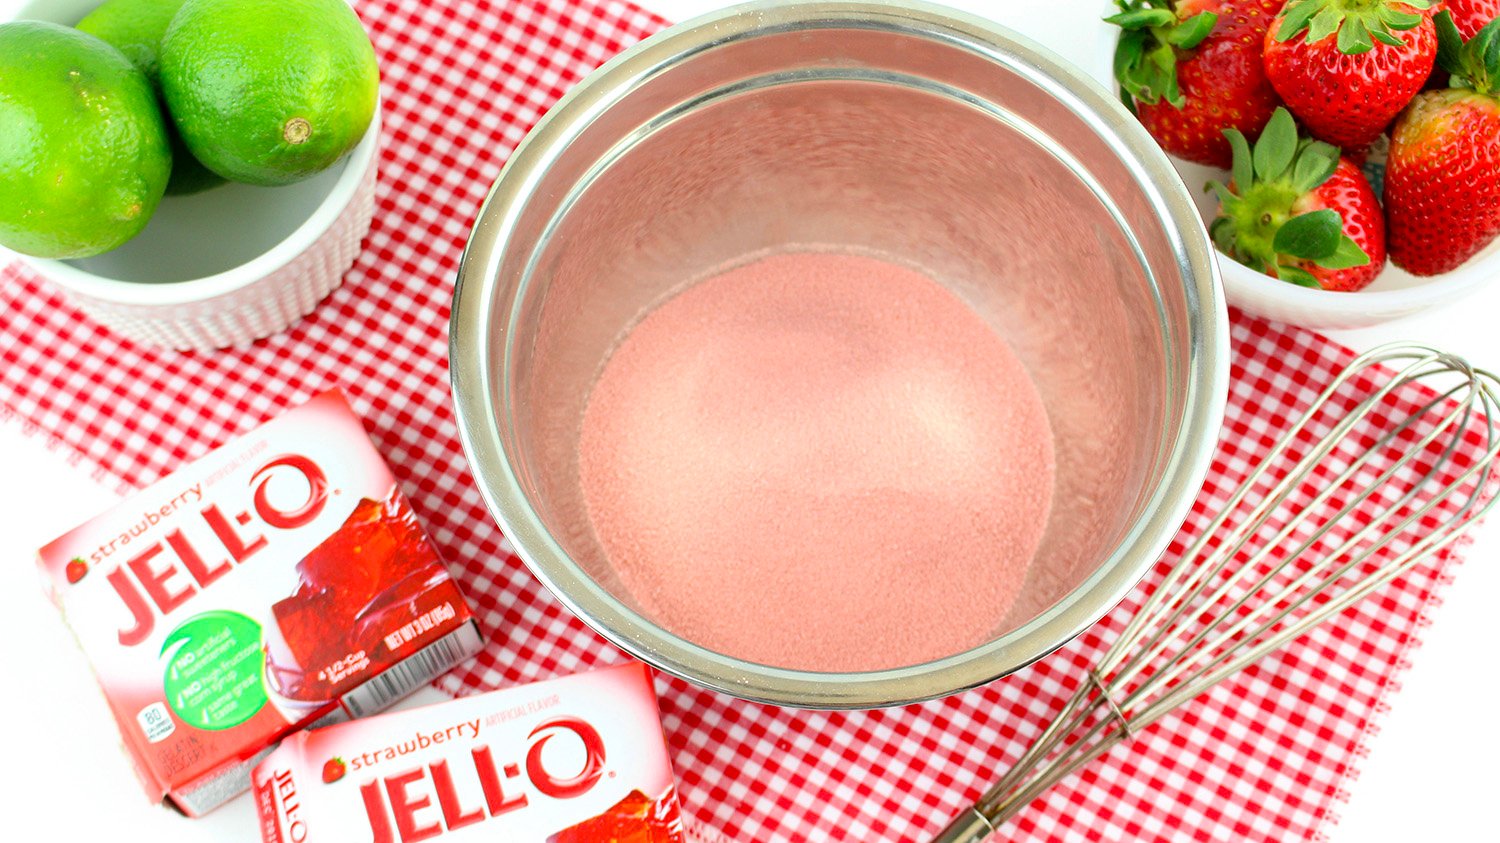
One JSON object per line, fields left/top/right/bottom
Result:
{"left": 0, "top": 1, "right": 1475, "bottom": 840}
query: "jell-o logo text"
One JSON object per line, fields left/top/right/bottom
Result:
{"left": 251, "top": 663, "right": 682, "bottom": 842}
{"left": 108, "top": 454, "right": 329, "bottom": 646}
{"left": 357, "top": 717, "right": 607, "bottom": 843}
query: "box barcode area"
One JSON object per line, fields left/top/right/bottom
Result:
{"left": 341, "top": 623, "right": 482, "bottom": 718}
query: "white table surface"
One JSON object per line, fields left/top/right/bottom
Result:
{"left": 2, "top": 0, "right": 1495, "bottom": 840}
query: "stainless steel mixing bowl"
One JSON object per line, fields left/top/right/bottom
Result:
{"left": 450, "top": 0, "right": 1228, "bottom": 708}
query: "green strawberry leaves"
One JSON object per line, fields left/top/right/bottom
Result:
{"left": 1323, "top": 234, "right": 1374, "bottom": 269}
{"left": 1268, "top": 230, "right": 1371, "bottom": 288}
{"left": 1108, "top": 0, "right": 1219, "bottom": 108}
{"left": 1273, "top": 210, "right": 1369, "bottom": 268}
{"left": 1252, "top": 107, "right": 1298, "bottom": 181}
{"left": 1274, "top": 209, "right": 1342, "bottom": 257}
{"left": 1241, "top": 108, "right": 1340, "bottom": 191}
{"left": 1273, "top": 265, "right": 1324, "bottom": 288}
{"left": 1279, "top": 2, "right": 1328, "bottom": 42}
{"left": 1227, "top": 130, "right": 1254, "bottom": 191}
{"left": 1437, "top": 11, "right": 1500, "bottom": 95}
{"left": 1436, "top": 11, "right": 1466, "bottom": 74}
{"left": 1106, "top": 7, "right": 1176, "bottom": 29}
{"left": 1207, "top": 108, "right": 1370, "bottom": 289}
{"left": 1338, "top": 16, "right": 1374, "bottom": 54}
{"left": 1292, "top": 140, "right": 1341, "bottom": 190}
{"left": 1166, "top": 10, "right": 1216, "bottom": 48}
{"left": 1276, "top": 0, "right": 1431, "bottom": 56}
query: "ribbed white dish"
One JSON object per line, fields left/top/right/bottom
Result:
{"left": 4, "top": 0, "right": 379, "bottom": 350}
{"left": 13, "top": 126, "right": 379, "bottom": 350}
{"left": 1170, "top": 152, "right": 1500, "bottom": 331}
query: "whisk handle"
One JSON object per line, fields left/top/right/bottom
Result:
{"left": 928, "top": 807, "right": 995, "bottom": 843}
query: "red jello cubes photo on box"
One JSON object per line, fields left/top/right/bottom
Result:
{"left": 265, "top": 486, "right": 470, "bottom": 710}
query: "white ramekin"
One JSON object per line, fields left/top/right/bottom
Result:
{"left": 1170, "top": 145, "right": 1500, "bottom": 331}
{"left": 3, "top": 0, "right": 379, "bottom": 350}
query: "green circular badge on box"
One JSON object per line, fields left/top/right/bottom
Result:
{"left": 161, "top": 610, "right": 269, "bottom": 731}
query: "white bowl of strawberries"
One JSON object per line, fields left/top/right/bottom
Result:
{"left": 1111, "top": 0, "right": 1500, "bottom": 330}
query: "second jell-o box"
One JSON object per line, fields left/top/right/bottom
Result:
{"left": 253, "top": 663, "right": 685, "bottom": 842}
{"left": 37, "top": 389, "right": 484, "bottom": 816}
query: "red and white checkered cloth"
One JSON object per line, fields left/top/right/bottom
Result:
{"left": 0, "top": 1, "right": 1477, "bottom": 840}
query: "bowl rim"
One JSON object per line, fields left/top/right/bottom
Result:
{"left": 450, "top": 0, "right": 1230, "bottom": 708}
{"left": 8, "top": 114, "right": 381, "bottom": 305}
{"left": 1217, "top": 239, "right": 1500, "bottom": 320}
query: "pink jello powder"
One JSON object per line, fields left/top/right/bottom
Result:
{"left": 253, "top": 663, "right": 685, "bottom": 843}
{"left": 578, "top": 252, "right": 1057, "bottom": 672}
{"left": 37, "top": 391, "right": 483, "bottom": 816}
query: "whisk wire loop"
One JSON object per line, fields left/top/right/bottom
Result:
{"left": 935, "top": 344, "right": 1500, "bottom": 842}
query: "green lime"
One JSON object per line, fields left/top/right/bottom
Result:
{"left": 0, "top": 22, "right": 171, "bottom": 259}
{"left": 76, "top": 0, "right": 184, "bottom": 83}
{"left": 159, "top": 0, "right": 379, "bottom": 187}
{"left": 163, "top": 128, "right": 223, "bottom": 195}
{"left": 77, "top": 0, "right": 226, "bottom": 196}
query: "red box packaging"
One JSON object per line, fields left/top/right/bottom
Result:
{"left": 37, "top": 390, "right": 484, "bottom": 816}
{"left": 253, "top": 663, "right": 685, "bottom": 842}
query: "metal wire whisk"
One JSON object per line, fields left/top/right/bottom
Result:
{"left": 931, "top": 343, "right": 1500, "bottom": 843}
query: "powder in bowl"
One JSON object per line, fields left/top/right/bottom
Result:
{"left": 577, "top": 252, "right": 1055, "bottom": 672}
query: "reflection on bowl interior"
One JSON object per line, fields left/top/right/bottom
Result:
{"left": 506, "top": 71, "right": 1180, "bottom": 673}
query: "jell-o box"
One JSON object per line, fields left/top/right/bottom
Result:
{"left": 36, "top": 389, "right": 484, "bottom": 816}
{"left": 253, "top": 662, "right": 685, "bottom": 843}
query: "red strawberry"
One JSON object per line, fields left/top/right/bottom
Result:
{"left": 1209, "top": 108, "right": 1386, "bottom": 291}
{"left": 1387, "top": 13, "right": 1500, "bottom": 274}
{"left": 321, "top": 756, "right": 345, "bottom": 783}
{"left": 1109, "top": 0, "right": 1283, "bottom": 167}
{"left": 1424, "top": 1, "right": 1498, "bottom": 84}
{"left": 65, "top": 557, "right": 88, "bottom": 584}
{"left": 1264, "top": 0, "right": 1438, "bottom": 151}
{"left": 1443, "top": 0, "right": 1500, "bottom": 37}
